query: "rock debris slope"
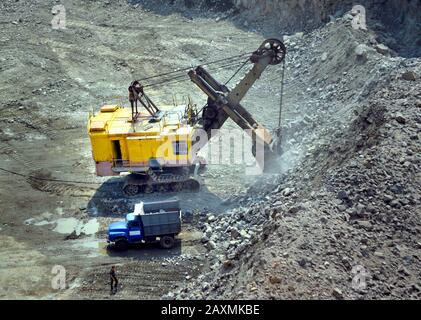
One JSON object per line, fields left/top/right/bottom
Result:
{"left": 166, "top": 6, "right": 421, "bottom": 300}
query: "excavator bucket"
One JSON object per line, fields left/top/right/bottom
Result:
{"left": 252, "top": 134, "right": 282, "bottom": 174}
{"left": 265, "top": 137, "right": 283, "bottom": 173}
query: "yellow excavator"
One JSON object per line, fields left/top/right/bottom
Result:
{"left": 87, "top": 39, "right": 286, "bottom": 196}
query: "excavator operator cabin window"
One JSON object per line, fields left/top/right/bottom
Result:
{"left": 173, "top": 141, "right": 188, "bottom": 155}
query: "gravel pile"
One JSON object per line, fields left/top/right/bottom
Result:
{"left": 165, "top": 12, "right": 421, "bottom": 300}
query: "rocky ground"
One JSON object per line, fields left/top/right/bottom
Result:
{"left": 168, "top": 7, "right": 421, "bottom": 299}
{"left": 0, "top": 0, "right": 260, "bottom": 299}
{"left": 0, "top": 0, "right": 420, "bottom": 299}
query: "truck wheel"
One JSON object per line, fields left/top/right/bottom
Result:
{"left": 160, "top": 235, "right": 175, "bottom": 249}
{"left": 114, "top": 238, "right": 129, "bottom": 251}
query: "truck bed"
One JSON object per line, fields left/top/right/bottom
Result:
{"left": 141, "top": 210, "right": 181, "bottom": 237}
{"left": 140, "top": 199, "right": 181, "bottom": 237}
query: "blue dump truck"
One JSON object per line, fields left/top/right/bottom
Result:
{"left": 107, "top": 199, "right": 181, "bottom": 251}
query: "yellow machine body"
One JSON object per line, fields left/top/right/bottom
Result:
{"left": 88, "top": 105, "right": 195, "bottom": 176}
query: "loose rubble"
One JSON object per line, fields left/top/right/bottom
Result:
{"left": 0, "top": 0, "right": 419, "bottom": 300}
{"left": 171, "top": 10, "right": 421, "bottom": 300}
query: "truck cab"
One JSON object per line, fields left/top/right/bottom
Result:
{"left": 107, "top": 199, "right": 181, "bottom": 251}
{"left": 108, "top": 213, "right": 142, "bottom": 243}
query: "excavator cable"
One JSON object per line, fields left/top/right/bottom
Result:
{"left": 157, "top": 59, "right": 248, "bottom": 85}
{"left": 224, "top": 58, "right": 249, "bottom": 85}
{"left": 278, "top": 58, "right": 286, "bottom": 132}
{"left": 0, "top": 167, "right": 103, "bottom": 185}
{"left": 143, "top": 60, "right": 249, "bottom": 89}
{"left": 271, "top": 57, "right": 286, "bottom": 155}
{"left": 136, "top": 51, "right": 253, "bottom": 83}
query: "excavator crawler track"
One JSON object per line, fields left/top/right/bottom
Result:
{"left": 122, "top": 168, "right": 201, "bottom": 196}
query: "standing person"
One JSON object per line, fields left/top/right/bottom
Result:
{"left": 110, "top": 266, "right": 118, "bottom": 295}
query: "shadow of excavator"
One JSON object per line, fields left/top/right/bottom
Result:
{"left": 85, "top": 176, "right": 226, "bottom": 259}
{"left": 105, "top": 237, "right": 183, "bottom": 259}
{"left": 86, "top": 176, "right": 229, "bottom": 218}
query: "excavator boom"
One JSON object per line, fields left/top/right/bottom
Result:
{"left": 188, "top": 38, "right": 286, "bottom": 170}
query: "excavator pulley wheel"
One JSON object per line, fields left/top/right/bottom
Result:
{"left": 252, "top": 38, "right": 286, "bottom": 65}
